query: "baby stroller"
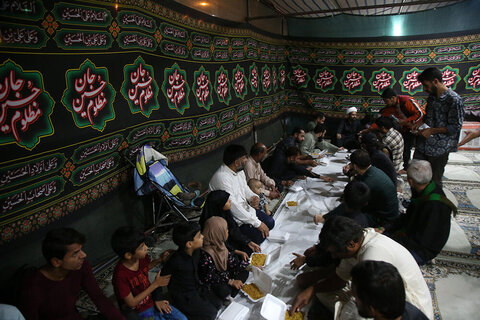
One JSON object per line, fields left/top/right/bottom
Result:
{"left": 133, "top": 144, "right": 205, "bottom": 229}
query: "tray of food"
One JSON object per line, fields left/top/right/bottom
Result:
{"left": 250, "top": 252, "right": 268, "bottom": 268}
{"left": 241, "top": 283, "right": 266, "bottom": 302}
{"left": 286, "top": 200, "right": 298, "bottom": 209}
{"left": 284, "top": 310, "right": 304, "bottom": 320}
{"left": 240, "top": 267, "right": 272, "bottom": 303}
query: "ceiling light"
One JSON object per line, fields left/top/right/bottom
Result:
{"left": 199, "top": 2, "right": 208, "bottom": 6}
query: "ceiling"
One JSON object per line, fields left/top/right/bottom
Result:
{"left": 257, "top": 0, "right": 465, "bottom": 19}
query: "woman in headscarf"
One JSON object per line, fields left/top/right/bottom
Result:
{"left": 199, "top": 217, "right": 250, "bottom": 300}
{"left": 200, "top": 190, "right": 261, "bottom": 256}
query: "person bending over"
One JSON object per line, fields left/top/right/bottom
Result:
{"left": 268, "top": 146, "right": 333, "bottom": 187}
{"left": 342, "top": 149, "right": 398, "bottom": 228}
{"left": 289, "top": 216, "right": 433, "bottom": 320}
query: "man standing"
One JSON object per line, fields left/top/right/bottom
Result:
{"left": 387, "top": 160, "right": 455, "bottom": 265}
{"left": 414, "top": 67, "right": 465, "bottom": 187}
{"left": 365, "top": 88, "right": 425, "bottom": 171}
{"left": 244, "top": 143, "right": 280, "bottom": 199}
{"left": 209, "top": 144, "right": 274, "bottom": 245}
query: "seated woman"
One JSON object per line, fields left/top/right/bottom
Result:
{"left": 199, "top": 190, "right": 260, "bottom": 256}
{"left": 199, "top": 217, "right": 250, "bottom": 301}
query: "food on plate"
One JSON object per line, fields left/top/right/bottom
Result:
{"left": 285, "top": 311, "right": 304, "bottom": 320}
{"left": 286, "top": 201, "right": 297, "bottom": 206}
{"left": 242, "top": 283, "right": 265, "bottom": 300}
{"left": 251, "top": 253, "right": 267, "bottom": 267}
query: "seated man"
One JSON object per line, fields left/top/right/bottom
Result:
{"left": 300, "top": 123, "right": 325, "bottom": 156}
{"left": 344, "top": 149, "right": 398, "bottom": 227}
{"left": 360, "top": 132, "right": 398, "bottom": 185}
{"left": 269, "top": 127, "right": 317, "bottom": 168}
{"left": 386, "top": 160, "right": 455, "bottom": 265}
{"left": 301, "top": 124, "right": 340, "bottom": 155}
{"left": 336, "top": 107, "right": 363, "bottom": 150}
{"left": 351, "top": 260, "right": 429, "bottom": 320}
{"left": 289, "top": 216, "right": 433, "bottom": 320}
{"left": 19, "top": 228, "right": 125, "bottom": 320}
{"left": 267, "top": 146, "right": 333, "bottom": 188}
{"left": 209, "top": 144, "right": 274, "bottom": 245}
{"left": 306, "top": 112, "right": 326, "bottom": 132}
{"left": 244, "top": 142, "right": 280, "bottom": 199}
{"left": 375, "top": 116, "right": 405, "bottom": 172}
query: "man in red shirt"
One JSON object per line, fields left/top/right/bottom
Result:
{"left": 19, "top": 228, "right": 125, "bottom": 320}
{"left": 364, "top": 88, "right": 425, "bottom": 172}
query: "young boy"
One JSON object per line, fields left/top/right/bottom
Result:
{"left": 19, "top": 228, "right": 125, "bottom": 320}
{"left": 248, "top": 178, "right": 271, "bottom": 215}
{"left": 111, "top": 226, "right": 186, "bottom": 320}
{"left": 313, "top": 180, "right": 370, "bottom": 227}
{"left": 161, "top": 222, "right": 221, "bottom": 320}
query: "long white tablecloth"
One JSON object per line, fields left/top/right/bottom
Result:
{"left": 229, "top": 152, "right": 350, "bottom": 319}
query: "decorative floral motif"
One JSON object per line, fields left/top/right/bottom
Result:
{"left": 41, "top": 14, "right": 59, "bottom": 35}
{"left": 109, "top": 21, "right": 121, "bottom": 38}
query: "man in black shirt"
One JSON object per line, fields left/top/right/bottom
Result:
{"left": 336, "top": 107, "right": 363, "bottom": 150}
{"left": 386, "top": 160, "right": 455, "bottom": 265}
{"left": 351, "top": 260, "right": 429, "bottom": 320}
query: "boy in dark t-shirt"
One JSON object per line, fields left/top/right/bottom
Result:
{"left": 111, "top": 226, "right": 186, "bottom": 320}
{"left": 161, "top": 222, "right": 221, "bottom": 320}
{"left": 19, "top": 228, "right": 125, "bottom": 320}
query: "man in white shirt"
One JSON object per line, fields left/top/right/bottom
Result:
{"left": 290, "top": 216, "right": 433, "bottom": 320}
{"left": 244, "top": 142, "right": 280, "bottom": 199}
{"left": 209, "top": 144, "right": 275, "bottom": 245}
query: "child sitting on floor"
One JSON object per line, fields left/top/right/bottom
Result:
{"left": 199, "top": 216, "right": 250, "bottom": 302}
{"left": 160, "top": 222, "right": 221, "bottom": 320}
{"left": 111, "top": 226, "right": 186, "bottom": 320}
{"left": 248, "top": 178, "right": 272, "bottom": 215}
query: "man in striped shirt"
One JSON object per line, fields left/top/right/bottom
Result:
{"left": 364, "top": 88, "right": 424, "bottom": 172}
{"left": 375, "top": 116, "right": 404, "bottom": 172}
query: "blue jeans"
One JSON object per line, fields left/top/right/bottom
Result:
{"left": 239, "top": 209, "right": 275, "bottom": 245}
{"left": 138, "top": 306, "right": 187, "bottom": 320}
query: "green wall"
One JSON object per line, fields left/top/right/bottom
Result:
{"left": 288, "top": 0, "right": 480, "bottom": 38}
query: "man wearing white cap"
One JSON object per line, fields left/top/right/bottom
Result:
{"left": 336, "top": 107, "right": 363, "bottom": 150}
